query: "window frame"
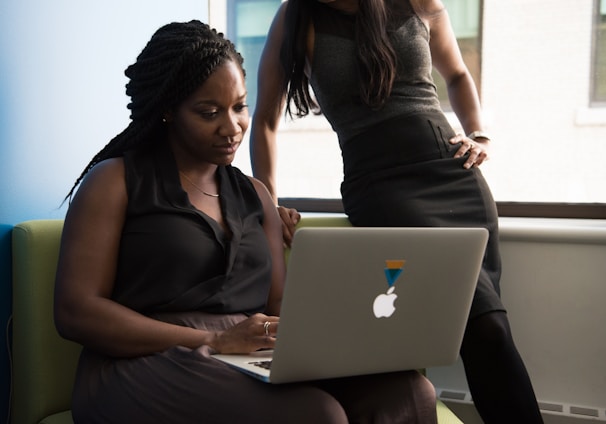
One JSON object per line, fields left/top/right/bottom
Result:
{"left": 277, "top": 0, "right": 606, "bottom": 220}
{"left": 226, "top": 0, "right": 282, "bottom": 114}
{"left": 224, "top": 0, "right": 605, "bottom": 220}
{"left": 591, "top": 0, "right": 606, "bottom": 106}
{"left": 278, "top": 198, "right": 606, "bottom": 220}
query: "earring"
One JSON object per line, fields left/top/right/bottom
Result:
{"left": 162, "top": 117, "right": 167, "bottom": 123}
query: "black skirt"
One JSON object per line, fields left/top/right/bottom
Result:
{"left": 340, "top": 112, "right": 504, "bottom": 318}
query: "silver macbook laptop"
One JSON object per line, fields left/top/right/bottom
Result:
{"left": 212, "top": 226, "right": 488, "bottom": 384}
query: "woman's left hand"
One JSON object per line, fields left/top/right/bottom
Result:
{"left": 449, "top": 134, "right": 490, "bottom": 169}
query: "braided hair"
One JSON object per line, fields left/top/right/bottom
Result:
{"left": 64, "top": 20, "right": 245, "bottom": 202}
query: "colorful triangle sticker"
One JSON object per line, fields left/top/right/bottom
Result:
{"left": 384, "top": 259, "right": 406, "bottom": 287}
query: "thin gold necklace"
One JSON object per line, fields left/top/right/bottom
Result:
{"left": 179, "top": 171, "right": 220, "bottom": 198}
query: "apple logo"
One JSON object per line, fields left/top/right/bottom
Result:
{"left": 372, "top": 286, "right": 397, "bottom": 318}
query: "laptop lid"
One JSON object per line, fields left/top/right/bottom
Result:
{"left": 213, "top": 226, "right": 488, "bottom": 384}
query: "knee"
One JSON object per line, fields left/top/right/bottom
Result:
{"left": 419, "top": 372, "right": 437, "bottom": 401}
{"left": 400, "top": 372, "right": 437, "bottom": 424}
{"left": 284, "top": 388, "right": 348, "bottom": 424}
{"left": 347, "top": 371, "right": 437, "bottom": 424}
{"left": 464, "top": 311, "right": 513, "bottom": 352}
{"left": 415, "top": 372, "right": 437, "bottom": 411}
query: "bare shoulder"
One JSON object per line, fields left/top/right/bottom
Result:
{"left": 269, "top": 1, "right": 288, "bottom": 34}
{"left": 247, "top": 175, "right": 272, "bottom": 201}
{"left": 278, "top": 0, "right": 288, "bottom": 15}
{"left": 77, "top": 158, "right": 125, "bottom": 195}
{"left": 408, "top": 0, "right": 446, "bottom": 19}
{"left": 265, "top": 1, "right": 288, "bottom": 46}
{"left": 87, "top": 157, "right": 125, "bottom": 177}
{"left": 67, "top": 157, "right": 127, "bottom": 219}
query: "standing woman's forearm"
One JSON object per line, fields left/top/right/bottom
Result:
{"left": 423, "top": 0, "right": 486, "bottom": 135}
{"left": 250, "top": 2, "right": 289, "bottom": 204}
{"left": 447, "top": 71, "right": 486, "bottom": 134}
{"left": 250, "top": 117, "right": 280, "bottom": 203}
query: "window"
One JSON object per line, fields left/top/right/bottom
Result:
{"left": 226, "top": 1, "right": 606, "bottom": 218}
{"left": 227, "top": 0, "right": 281, "bottom": 114}
{"left": 592, "top": 0, "right": 606, "bottom": 104}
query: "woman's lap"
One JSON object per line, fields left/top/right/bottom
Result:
{"left": 72, "top": 313, "right": 436, "bottom": 424}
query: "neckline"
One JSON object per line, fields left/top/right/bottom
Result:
{"left": 320, "top": 1, "right": 358, "bottom": 16}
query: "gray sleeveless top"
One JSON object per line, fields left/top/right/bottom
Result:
{"left": 310, "top": 1, "right": 443, "bottom": 143}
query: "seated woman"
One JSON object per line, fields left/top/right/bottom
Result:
{"left": 53, "top": 20, "right": 437, "bottom": 424}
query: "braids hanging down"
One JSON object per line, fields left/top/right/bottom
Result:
{"left": 64, "top": 20, "right": 245, "bottom": 202}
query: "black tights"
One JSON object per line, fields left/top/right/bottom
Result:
{"left": 460, "top": 311, "right": 544, "bottom": 424}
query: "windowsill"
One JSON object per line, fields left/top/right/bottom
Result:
{"left": 575, "top": 106, "right": 606, "bottom": 126}
{"left": 299, "top": 212, "right": 606, "bottom": 244}
{"left": 498, "top": 217, "right": 606, "bottom": 243}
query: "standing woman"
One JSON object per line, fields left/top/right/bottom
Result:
{"left": 251, "top": 1, "right": 543, "bottom": 423}
{"left": 55, "top": 20, "right": 437, "bottom": 424}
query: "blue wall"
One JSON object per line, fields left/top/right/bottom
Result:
{"left": 0, "top": 2, "right": 208, "bottom": 421}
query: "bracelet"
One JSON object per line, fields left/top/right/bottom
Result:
{"left": 467, "top": 131, "right": 491, "bottom": 141}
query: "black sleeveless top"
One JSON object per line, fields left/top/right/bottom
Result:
{"left": 110, "top": 142, "right": 272, "bottom": 315}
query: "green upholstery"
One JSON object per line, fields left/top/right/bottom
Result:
{"left": 436, "top": 404, "right": 464, "bottom": 424}
{"left": 11, "top": 220, "right": 79, "bottom": 424}
{"left": 39, "top": 412, "right": 74, "bottom": 424}
{"left": 11, "top": 218, "right": 462, "bottom": 424}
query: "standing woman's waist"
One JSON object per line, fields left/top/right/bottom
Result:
{"left": 341, "top": 112, "right": 456, "bottom": 181}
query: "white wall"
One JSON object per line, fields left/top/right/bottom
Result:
{"left": 0, "top": 1, "right": 209, "bottom": 225}
{"left": 481, "top": 0, "right": 606, "bottom": 203}
{"left": 428, "top": 218, "right": 606, "bottom": 423}
{"left": 0, "top": 2, "right": 209, "bottom": 420}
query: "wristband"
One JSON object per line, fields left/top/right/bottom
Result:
{"left": 467, "top": 131, "right": 491, "bottom": 141}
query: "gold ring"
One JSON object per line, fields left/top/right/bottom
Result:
{"left": 263, "top": 321, "right": 271, "bottom": 336}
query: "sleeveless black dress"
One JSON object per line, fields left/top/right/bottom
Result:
{"left": 310, "top": 1, "right": 504, "bottom": 318}
{"left": 70, "top": 141, "right": 434, "bottom": 424}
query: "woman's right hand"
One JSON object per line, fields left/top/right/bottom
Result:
{"left": 277, "top": 206, "right": 301, "bottom": 247}
{"left": 212, "top": 313, "right": 280, "bottom": 354}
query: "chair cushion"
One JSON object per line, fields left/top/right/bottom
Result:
{"left": 12, "top": 220, "right": 81, "bottom": 424}
{"left": 39, "top": 410, "right": 73, "bottom": 424}
{"left": 437, "top": 399, "right": 463, "bottom": 423}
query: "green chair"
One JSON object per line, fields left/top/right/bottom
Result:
{"left": 11, "top": 218, "right": 463, "bottom": 424}
{"left": 11, "top": 220, "right": 77, "bottom": 424}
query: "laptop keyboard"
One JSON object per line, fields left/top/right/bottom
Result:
{"left": 250, "top": 360, "right": 272, "bottom": 370}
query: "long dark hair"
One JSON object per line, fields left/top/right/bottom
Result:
{"left": 281, "top": 0, "right": 397, "bottom": 118}
{"left": 65, "top": 20, "right": 244, "bottom": 202}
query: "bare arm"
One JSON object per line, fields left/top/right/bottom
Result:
{"left": 250, "top": 2, "right": 288, "bottom": 204}
{"left": 249, "top": 176, "right": 287, "bottom": 316}
{"left": 251, "top": 2, "right": 301, "bottom": 244}
{"left": 54, "top": 159, "right": 214, "bottom": 357}
{"left": 415, "top": 0, "right": 490, "bottom": 167}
